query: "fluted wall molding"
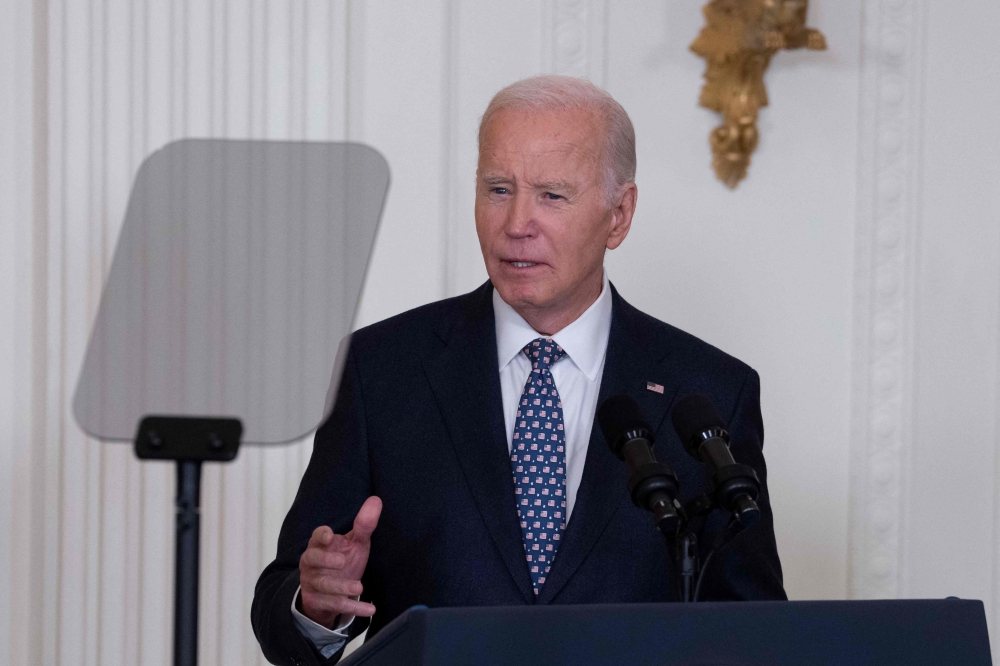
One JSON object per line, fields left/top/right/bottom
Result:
{"left": 8, "top": 2, "right": 350, "bottom": 664}
{"left": 442, "top": 0, "right": 461, "bottom": 297}
{"left": 849, "top": 0, "right": 926, "bottom": 600}
{"left": 0, "top": 2, "right": 40, "bottom": 664}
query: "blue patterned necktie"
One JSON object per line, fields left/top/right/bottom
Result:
{"left": 510, "top": 337, "right": 568, "bottom": 595}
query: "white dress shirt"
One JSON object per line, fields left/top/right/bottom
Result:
{"left": 494, "top": 270, "right": 612, "bottom": 522}
{"left": 292, "top": 272, "right": 613, "bottom": 657}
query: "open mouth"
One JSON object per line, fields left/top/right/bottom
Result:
{"left": 502, "top": 258, "right": 545, "bottom": 269}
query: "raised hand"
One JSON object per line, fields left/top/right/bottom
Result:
{"left": 298, "top": 495, "right": 382, "bottom": 629}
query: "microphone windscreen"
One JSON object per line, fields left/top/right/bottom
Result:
{"left": 670, "top": 394, "right": 726, "bottom": 451}
{"left": 597, "top": 394, "right": 652, "bottom": 457}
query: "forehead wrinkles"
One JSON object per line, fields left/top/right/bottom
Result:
{"left": 479, "top": 120, "right": 603, "bottom": 186}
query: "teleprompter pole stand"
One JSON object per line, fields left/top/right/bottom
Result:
{"left": 175, "top": 460, "right": 201, "bottom": 666}
{"left": 135, "top": 416, "right": 242, "bottom": 666}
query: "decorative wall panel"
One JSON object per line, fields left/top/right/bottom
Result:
{"left": 543, "top": 0, "right": 608, "bottom": 85}
{"left": 848, "top": 0, "right": 925, "bottom": 601}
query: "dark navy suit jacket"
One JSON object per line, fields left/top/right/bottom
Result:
{"left": 252, "top": 282, "right": 785, "bottom": 665}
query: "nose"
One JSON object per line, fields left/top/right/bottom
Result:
{"left": 504, "top": 190, "right": 537, "bottom": 239}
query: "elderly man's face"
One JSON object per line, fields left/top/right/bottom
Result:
{"left": 475, "top": 107, "right": 633, "bottom": 331}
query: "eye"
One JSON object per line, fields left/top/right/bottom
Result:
{"left": 544, "top": 192, "right": 564, "bottom": 201}
{"left": 491, "top": 187, "right": 510, "bottom": 195}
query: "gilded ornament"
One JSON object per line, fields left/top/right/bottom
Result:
{"left": 690, "top": 0, "right": 826, "bottom": 188}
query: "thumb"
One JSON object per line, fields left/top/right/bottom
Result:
{"left": 350, "top": 495, "right": 382, "bottom": 544}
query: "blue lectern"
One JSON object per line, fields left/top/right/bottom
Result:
{"left": 340, "top": 599, "right": 991, "bottom": 666}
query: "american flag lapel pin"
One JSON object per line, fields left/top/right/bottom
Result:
{"left": 646, "top": 381, "right": 664, "bottom": 394}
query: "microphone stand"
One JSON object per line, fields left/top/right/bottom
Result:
{"left": 662, "top": 494, "right": 748, "bottom": 603}
{"left": 678, "top": 532, "right": 698, "bottom": 603}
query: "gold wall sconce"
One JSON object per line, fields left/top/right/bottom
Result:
{"left": 690, "top": 0, "right": 826, "bottom": 188}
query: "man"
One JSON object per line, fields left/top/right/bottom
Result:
{"left": 252, "top": 75, "right": 785, "bottom": 666}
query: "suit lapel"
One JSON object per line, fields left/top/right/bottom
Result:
{"left": 421, "top": 284, "right": 536, "bottom": 603}
{"left": 536, "top": 285, "right": 683, "bottom": 604}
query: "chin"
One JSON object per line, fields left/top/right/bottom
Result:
{"left": 493, "top": 279, "right": 554, "bottom": 311}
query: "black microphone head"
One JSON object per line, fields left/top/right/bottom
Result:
{"left": 670, "top": 394, "right": 728, "bottom": 457}
{"left": 597, "top": 394, "right": 653, "bottom": 459}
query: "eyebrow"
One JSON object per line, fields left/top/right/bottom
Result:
{"left": 531, "top": 180, "right": 575, "bottom": 192}
{"left": 480, "top": 175, "right": 578, "bottom": 194}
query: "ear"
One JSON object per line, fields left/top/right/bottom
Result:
{"left": 606, "top": 182, "right": 637, "bottom": 250}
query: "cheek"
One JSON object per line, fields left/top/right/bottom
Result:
{"left": 474, "top": 196, "right": 490, "bottom": 226}
{"left": 550, "top": 218, "right": 605, "bottom": 267}
{"left": 474, "top": 199, "right": 502, "bottom": 252}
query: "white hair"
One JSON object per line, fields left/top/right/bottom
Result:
{"left": 478, "top": 75, "right": 637, "bottom": 206}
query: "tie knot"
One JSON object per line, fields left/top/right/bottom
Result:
{"left": 522, "top": 337, "right": 566, "bottom": 370}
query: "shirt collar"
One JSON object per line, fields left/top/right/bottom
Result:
{"left": 493, "top": 270, "right": 612, "bottom": 382}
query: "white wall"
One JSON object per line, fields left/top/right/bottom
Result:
{"left": 3, "top": 1, "right": 1000, "bottom": 664}
{"left": 907, "top": 0, "right": 1000, "bottom": 603}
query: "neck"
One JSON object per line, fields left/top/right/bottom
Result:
{"left": 513, "top": 269, "right": 604, "bottom": 336}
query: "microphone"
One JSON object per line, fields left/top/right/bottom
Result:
{"left": 597, "top": 395, "right": 680, "bottom": 536}
{"left": 670, "top": 394, "right": 761, "bottom": 528}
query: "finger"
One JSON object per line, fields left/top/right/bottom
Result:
{"left": 305, "top": 595, "right": 377, "bottom": 618}
{"left": 310, "top": 576, "right": 363, "bottom": 597}
{"left": 300, "top": 548, "right": 347, "bottom": 571}
{"left": 308, "top": 525, "right": 334, "bottom": 550}
{"left": 349, "top": 496, "right": 383, "bottom": 543}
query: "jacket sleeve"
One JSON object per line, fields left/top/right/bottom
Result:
{"left": 697, "top": 368, "right": 788, "bottom": 601}
{"left": 252, "top": 344, "right": 374, "bottom": 665}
